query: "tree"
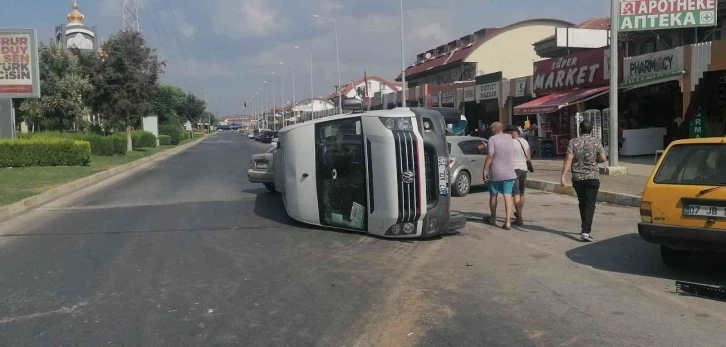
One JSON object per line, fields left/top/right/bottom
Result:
{"left": 92, "top": 31, "right": 164, "bottom": 151}
{"left": 153, "top": 84, "right": 186, "bottom": 125}
{"left": 18, "top": 42, "right": 92, "bottom": 131}
{"left": 177, "top": 93, "right": 206, "bottom": 127}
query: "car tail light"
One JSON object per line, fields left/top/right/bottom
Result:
{"left": 640, "top": 201, "right": 652, "bottom": 223}
{"left": 448, "top": 157, "right": 455, "bottom": 168}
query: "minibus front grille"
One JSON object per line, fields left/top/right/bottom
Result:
{"left": 394, "top": 131, "right": 420, "bottom": 223}
{"left": 423, "top": 147, "right": 437, "bottom": 205}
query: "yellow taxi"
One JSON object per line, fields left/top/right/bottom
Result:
{"left": 639, "top": 137, "right": 726, "bottom": 267}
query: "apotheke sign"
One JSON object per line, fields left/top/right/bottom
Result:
{"left": 622, "top": 47, "right": 683, "bottom": 87}
{"left": 619, "top": 0, "right": 718, "bottom": 32}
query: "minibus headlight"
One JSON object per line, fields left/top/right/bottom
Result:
{"left": 383, "top": 117, "right": 396, "bottom": 129}
{"left": 388, "top": 224, "right": 402, "bottom": 235}
{"left": 403, "top": 223, "right": 416, "bottom": 234}
{"left": 380, "top": 117, "right": 413, "bottom": 131}
{"left": 396, "top": 118, "right": 413, "bottom": 131}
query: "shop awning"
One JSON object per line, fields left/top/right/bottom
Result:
{"left": 513, "top": 86, "right": 610, "bottom": 115}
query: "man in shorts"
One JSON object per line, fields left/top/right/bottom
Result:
{"left": 506, "top": 125, "right": 531, "bottom": 226}
{"left": 483, "top": 122, "right": 517, "bottom": 230}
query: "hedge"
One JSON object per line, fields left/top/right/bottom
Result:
{"left": 158, "top": 134, "right": 171, "bottom": 145}
{"left": 131, "top": 130, "right": 157, "bottom": 148}
{"left": 21, "top": 132, "right": 126, "bottom": 156}
{"left": 0, "top": 138, "right": 91, "bottom": 167}
{"left": 159, "top": 125, "right": 182, "bottom": 145}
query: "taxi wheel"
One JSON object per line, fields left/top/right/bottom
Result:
{"left": 660, "top": 246, "right": 691, "bottom": 267}
{"left": 264, "top": 183, "right": 276, "bottom": 192}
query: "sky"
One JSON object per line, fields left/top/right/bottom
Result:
{"left": 2, "top": 0, "right": 610, "bottom": 116}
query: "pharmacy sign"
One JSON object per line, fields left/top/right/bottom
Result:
{"left": 619, "top": 0, "right": 719, "bottom": 32}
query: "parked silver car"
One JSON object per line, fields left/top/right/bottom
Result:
{"left": 247, "top": 145, "right": 277, "bottom": 192}
{"left": 447, "top": 136, "right": 488, "bottom": 197}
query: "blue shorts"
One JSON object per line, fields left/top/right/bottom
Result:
{"left": 488, "top": 179, "right": 516, "bottom": 195}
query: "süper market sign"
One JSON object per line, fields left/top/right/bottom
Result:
{"left": 619, "top": 0, "right": 718, "bottom": 32}
{"left": 533, "top": 47, "right": 612, "bottom": 94}
{"left": 0, "top": 28, "right": 40, "bottom": 98}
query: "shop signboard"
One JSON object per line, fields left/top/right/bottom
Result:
{"left": 477, "top": 82, "right": 499, "bottom": 101}
{"left": 619, "top": 0, "right": 719, "bottom": 32}
{"left": 514, "top": 78, "right": 527, "bottom": 97}
{"left": 689, "top": 110, "right": 708, "bottom": 138}
{"left": 622, "top": 47, "right": 683, "bottom": 87}
{"left": 0, "top": 28, "right": 40, "bottom": 98}
{"left": 533, "top": 47, "right": 611, "bottom": 94}
{"left": 441, "top": 91, "right": 455, "bottom": 104}
{"left": 463, "top": 86, "right": 476, "bottom": 102}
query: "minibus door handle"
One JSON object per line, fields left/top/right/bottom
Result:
{"left": 302, "top": 173, "right": 309, "bottom": 178}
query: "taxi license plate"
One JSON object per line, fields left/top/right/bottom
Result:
{"left": 683, "top": 204, "right": 726, "bottom": 218}
{"left": 255, "top": 162, "right": 268, "bottom": 169}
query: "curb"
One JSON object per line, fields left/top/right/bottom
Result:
{"left": 0, "top": 134, "right": 211, "bottom": 223}
{"left": 526, "top": 179, "right": 642, "bottom": 207}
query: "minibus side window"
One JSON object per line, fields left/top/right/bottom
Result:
{"left": 314, "top": 118, "right": 368, "bottom": 231}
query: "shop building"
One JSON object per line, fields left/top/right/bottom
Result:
{"left": 326, "top": 75, "right": 401, "bottom": 109}
{"left": 513, "top": 46, "right": 620, "bottom": 156}
{"left": 397, "top": 19, "right": 574, "bottom": 88}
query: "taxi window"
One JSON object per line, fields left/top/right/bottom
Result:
{"left": 654, "top": 144, "right": 726, "bottom": 185}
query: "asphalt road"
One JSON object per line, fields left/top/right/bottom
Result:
{"left": 1, "top": 132, "right": 725, "bottom": 346}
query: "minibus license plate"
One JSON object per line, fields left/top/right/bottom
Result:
{"left": 438, "top": 157, "right": 448, "bottom": 195}
{"left": 255, "top": 162, "right": 268, "bottom": 169}
{"left": 683, "top": 204, "right": 726, "bottom": 218}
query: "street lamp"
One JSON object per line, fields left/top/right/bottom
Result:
{"left": 399, "top": 0, "right": 406, "bottom": 106}
{"left": 264, "top": 80, "right": 276, "bottom": 131}
{"left": 314, "top": 14, "right": 342, "bottom": 114}
{"left": 280, "top": 61, "right": 296, "bottom": 124}
{"left": 259, "top": 86, "right": 268, "bottom": 129}
{"left": 294, "top": 46, "right": 315, "bottom": 120}
{"left": 272, "top": 72, "right": 284, "bottom": 128}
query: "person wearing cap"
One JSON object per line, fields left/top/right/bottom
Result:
{"left": 505, "top": 124, "right": 530, "bottom": 226}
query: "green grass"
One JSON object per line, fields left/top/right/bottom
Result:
{"left": 0, "top": 142, "right": 192, "bottom": 207}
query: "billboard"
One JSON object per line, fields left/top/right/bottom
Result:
{"left": 0, "top": 28, "right": 40, "bottom": 98}
{"left": 619, "top": 0, "right": 719, "bottom": 32}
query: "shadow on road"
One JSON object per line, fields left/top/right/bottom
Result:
{"left": 251, "top": 191, "right": 300, "bottom": 228}
{"left": 566, "top": 233, "right": 726, "bottom": 287}
{"left": 462, "top": 211, "right": 581, "bottom": 241}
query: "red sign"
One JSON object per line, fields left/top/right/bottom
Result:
{"left": 533, "top": 47, "right": 610, "bottom": 94}
{"left": 553, "top": 134, "right": 571, "bottom": 155}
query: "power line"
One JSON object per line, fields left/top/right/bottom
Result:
{"left": 138, "top": 0, "right": 191, "bottom": 88}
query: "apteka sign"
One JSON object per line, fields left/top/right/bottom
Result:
{"left": 0, "top": 28, "right": 40, "bottom": 98}
{"left": 619, "top": 0, "right": 718, "bottom": 32}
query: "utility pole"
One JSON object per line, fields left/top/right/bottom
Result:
{"left": 122, "top": 0, "right": 140, "bottom": 32}
{"left": 609, "top": 0, "right": 619, "bottom": 167}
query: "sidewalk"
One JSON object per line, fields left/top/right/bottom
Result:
{"left": 526, "top": 158, "right": 650, "bottom": 207}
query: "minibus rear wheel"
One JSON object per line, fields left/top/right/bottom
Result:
{"left": 264, "top": 183, "right": 276, "bottom": 192}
